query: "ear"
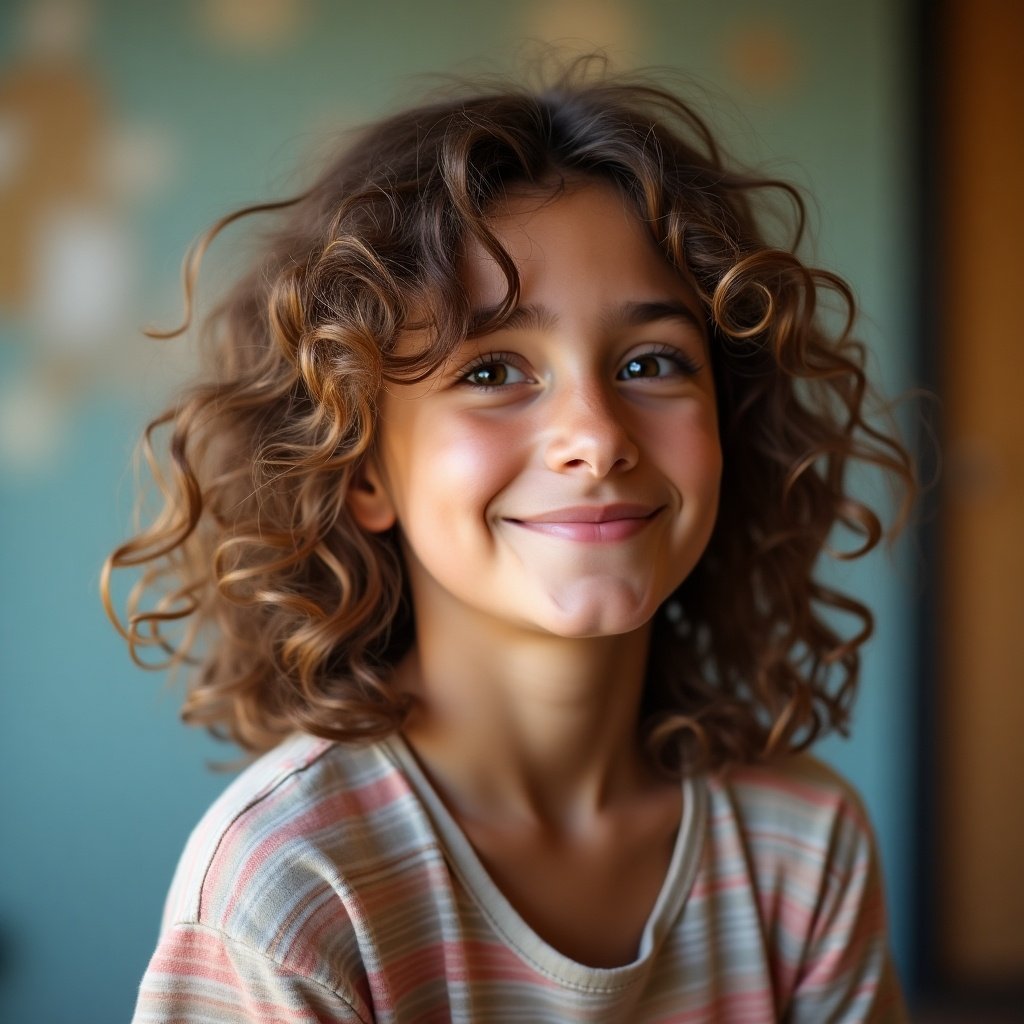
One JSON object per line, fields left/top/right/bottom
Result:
{"left": 347, "top": 459, "right": 397, "bottom": 533}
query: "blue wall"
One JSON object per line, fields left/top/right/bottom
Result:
{"left": 0, "top": 1, "right": 917, "bottom": 1019}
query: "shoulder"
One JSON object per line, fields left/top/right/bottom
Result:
{"left": 699, "top": 755, "right": 906, "bottom": 1019}
{"left": 707, "top": 751, "right": 874, "bottom": 849}
{"left": 701, "top": 753, "right": 883, "bottom": 931}
{"left": 160, "top": 733, "right": 428, "bottom": 985}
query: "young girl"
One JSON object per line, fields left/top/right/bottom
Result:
{"left": 106, "top": 61, "right": 915, "bottom": 1023}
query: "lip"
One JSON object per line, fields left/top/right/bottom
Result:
{"left": 506, "top": 504, "right": 662, "bottom": 542}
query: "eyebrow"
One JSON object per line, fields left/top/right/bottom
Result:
{"left": 469, "top": 300, "right": 705, "bottom": 336}
{"left": 604, "top": 300, "right": 705, "bottom": 333}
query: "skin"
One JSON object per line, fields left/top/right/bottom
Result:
{"left": 348, "top": 181, "right": 722, "bottom": 967}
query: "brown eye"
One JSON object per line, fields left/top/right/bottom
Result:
{"left": 461, "top": 358, "right": 529, "bottom": 388}
{"left": 466, "top": 363, "right": 508, "bottom": 386}
{"left": 620, "top": 356, "right": 661, "bottom": 379}
{"left": 617, "top": 350, "right": 700, "bottom": 380}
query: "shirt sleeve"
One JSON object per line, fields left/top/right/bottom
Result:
{"left": 131, "top": 922, "right": 371, "bottom": 1024}
{"left": 783, "top": 794, "right": 908, "bottom": 1024}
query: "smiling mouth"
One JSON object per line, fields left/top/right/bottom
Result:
{"left": 507, "top": 504, "right": 662, "bottom": 542}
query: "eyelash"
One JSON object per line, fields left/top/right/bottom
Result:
{"left": 621, "top": 344, "right": 702, "bottom": 379}
{"left": 459, "top": 351, "right": 531, "bottom": 390}
{"left": 458, "top": 345, "right": 701, "bottom": 390}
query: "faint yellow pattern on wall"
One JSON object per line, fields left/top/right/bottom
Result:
{"left": 196, "top": 0, "right": 312, "bottom": 54}
{"left": 0, "top": 59, "right": 107, "bottom": 312}
{"left": 721, "top": 17, "right": 801, "bottom": 97}
{"left": 0, "top": 0, "right": 179, "bottom": 472}
{"left": 521, "top": 0, "right": 642, "bottom": 59}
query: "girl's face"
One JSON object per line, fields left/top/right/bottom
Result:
{"left": 351, "top": 181, "right": 722, "bottom": 642}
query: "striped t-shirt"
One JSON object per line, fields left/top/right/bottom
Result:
{"left": 133, "top": 732, "right": 907, "bottom": 1022}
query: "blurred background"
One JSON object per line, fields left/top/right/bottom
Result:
{"left": 0, "top": 0, "right": 1021, "bottom": 1020}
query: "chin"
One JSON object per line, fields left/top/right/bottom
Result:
{"left": 536, "top": 582, "right": 659, "bottom": 639}
{"left": 551, "top": 618, "right": 651, "bottom": 640}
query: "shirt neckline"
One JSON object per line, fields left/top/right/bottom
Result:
{"left": 381, "top": 732, "right": 706, "bottom": 992}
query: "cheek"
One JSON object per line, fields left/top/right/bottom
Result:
{"left": 680, "top": 432, "right": 723, "bottom": 487}
{"left": 654, "top": 407, "right": 723, "bottom": 491}
{"left": 438, "top": 418, "right": 513, "bottom": 473}
{"left": 390, "top": 413, "right": 524, "bottom": 532}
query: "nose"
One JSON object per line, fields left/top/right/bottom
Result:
{"left": 543, "top": 380, "right": 639, "bottom": 478}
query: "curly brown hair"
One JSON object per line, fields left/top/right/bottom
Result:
{"left": 102, "top": 60, "right": 915, "bottom": 772}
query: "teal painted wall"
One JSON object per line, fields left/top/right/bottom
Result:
{"left": 0, "top": 1, "right": 917, "bottom": 1019}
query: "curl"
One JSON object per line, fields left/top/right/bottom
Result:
{"left": 103, "top": 59, "right": 917, "bottom": 770}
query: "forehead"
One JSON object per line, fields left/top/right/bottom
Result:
{"left": 392, "top": 180, "right": 707, "bottom": 366}
{"left": 461, "top": 180, "right": 699, "bottom": 312}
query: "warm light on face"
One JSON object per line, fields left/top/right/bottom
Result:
{"left": 351, "top": 182, "right": 722, "bottom": 642}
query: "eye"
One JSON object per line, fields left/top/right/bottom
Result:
{"left": 461, "top": 355, "right": 530, "bottom": 388}
{"left": 617, "top": 349, "right": 700, "bottom": 380}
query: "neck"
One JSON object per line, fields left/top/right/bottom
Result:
{"left": 395, "top": 608, "right": 656, "bottom": 832}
